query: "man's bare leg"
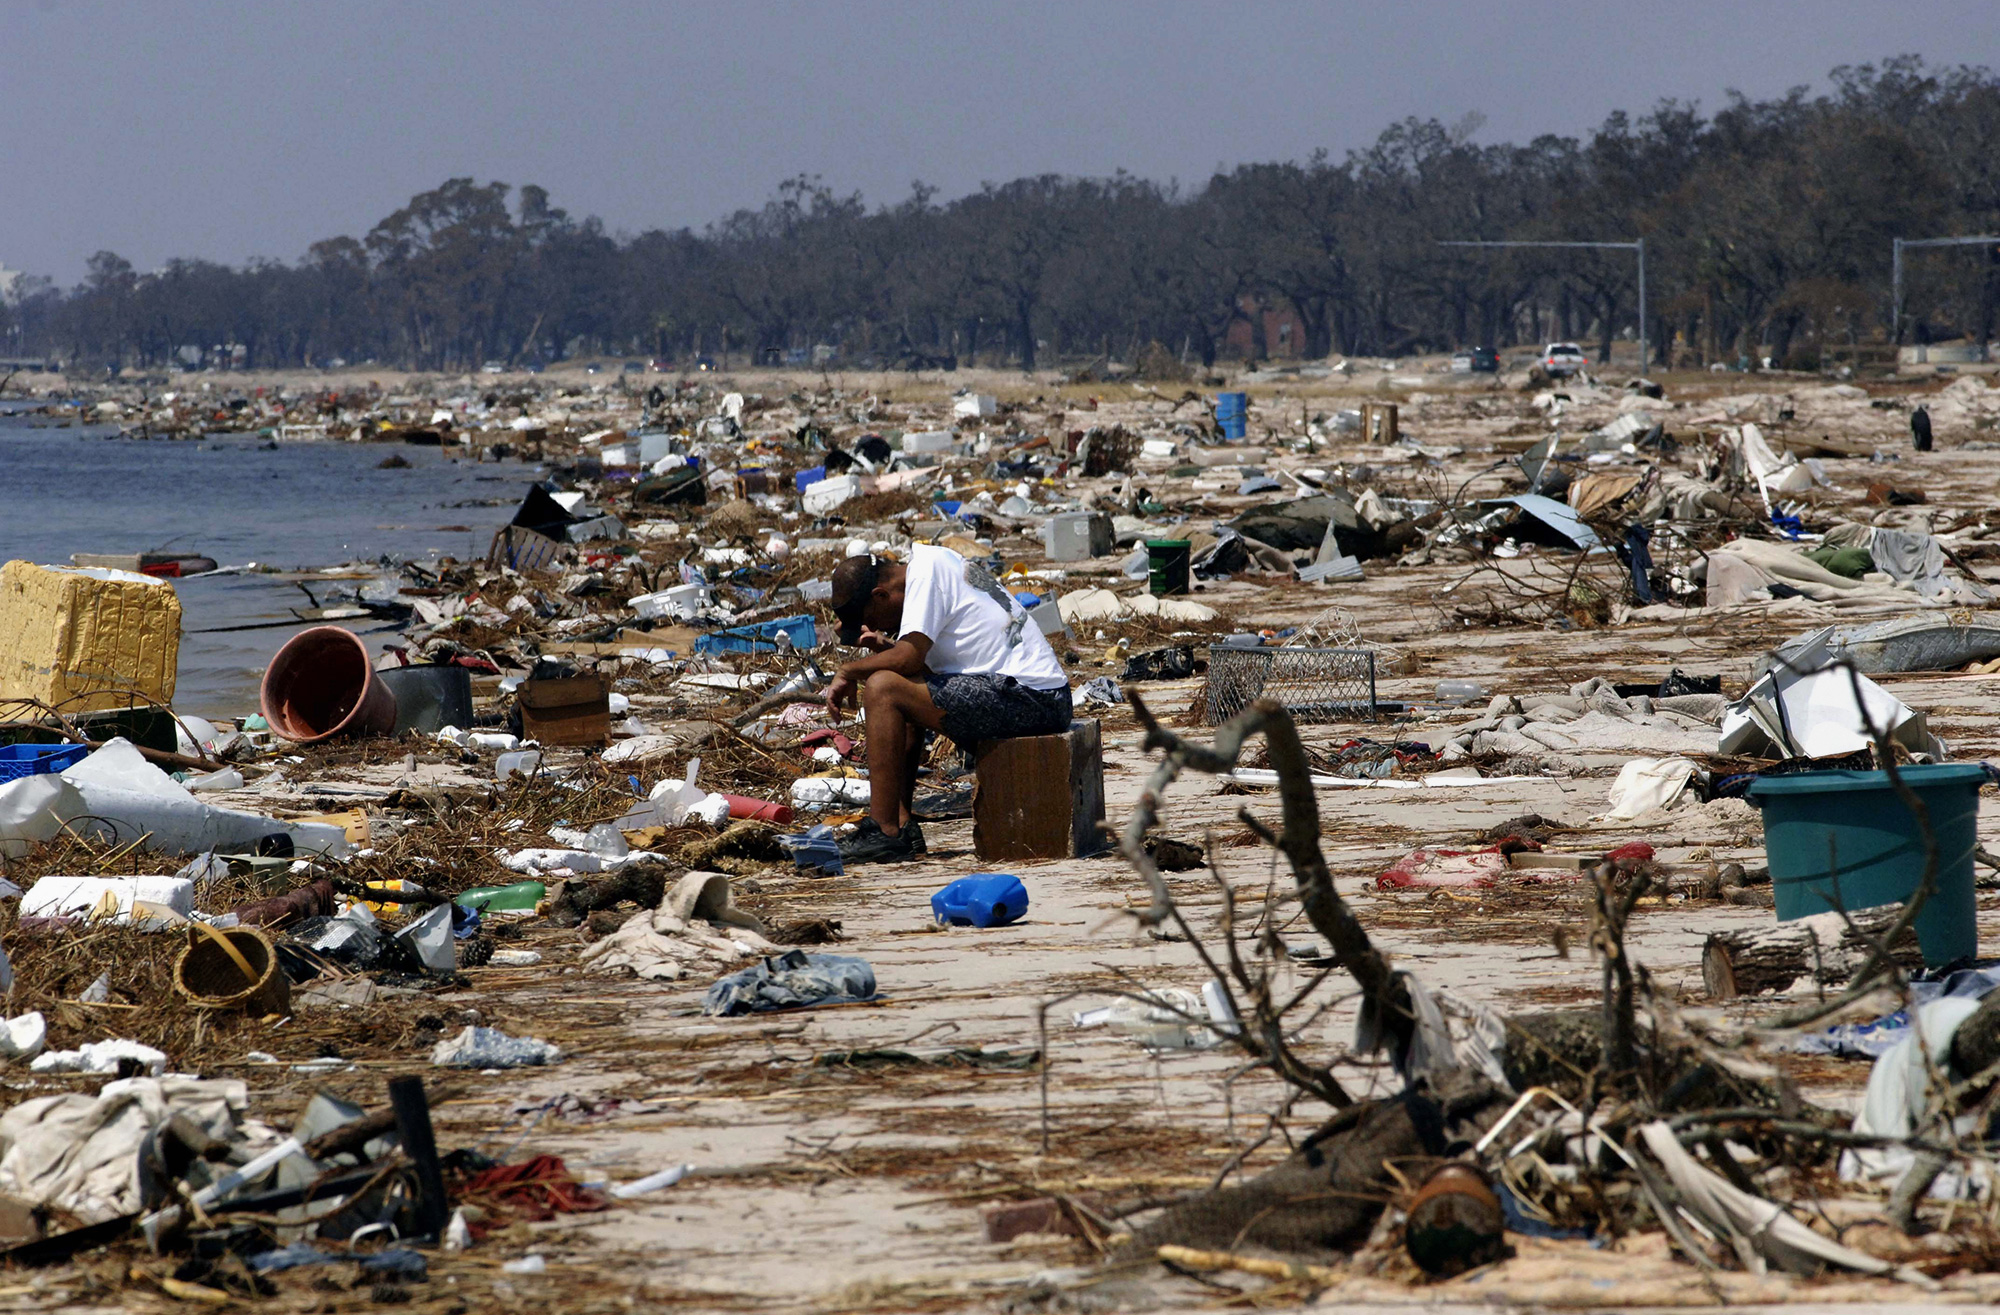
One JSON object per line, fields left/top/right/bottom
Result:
{"left": 860, "top": 671, "right": 947, "bottom": 833}
{"left": 900, "top": 722, "right": 928, "bottom": 826}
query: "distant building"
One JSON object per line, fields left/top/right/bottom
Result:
{"left": 1223, "top": 294, "right": 1308, "bottom": 360}
{"left": 0, "top": 265, "right": 21, "bottom": 305}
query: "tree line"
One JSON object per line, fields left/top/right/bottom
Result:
{"left": 7, "top": 55, "right": 2000, "bottom": 376}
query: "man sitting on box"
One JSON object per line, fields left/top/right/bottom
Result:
{"left": 824, "top": 546, "right": 1073, "bottom": 864}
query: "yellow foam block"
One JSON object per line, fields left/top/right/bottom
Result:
{"left": 0, "top": 560, "right": 182, "bottom": 713}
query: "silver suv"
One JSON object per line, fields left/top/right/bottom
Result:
{"left": 1541, "top": 342, "right": 1587, "bottom": 376}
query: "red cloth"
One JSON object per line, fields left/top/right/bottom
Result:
{"left": 456, "top": 1154, "right": 608, "bottom": 1221}
{"left": 797, "top": 729, "right": 857, "bottom": 758}
{"left": 1375, "top": 838, "right": 1544, "bottom": 890}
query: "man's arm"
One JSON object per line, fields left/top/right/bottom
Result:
{"left": 826, "top": 633, "right": 933, "bottom": 711}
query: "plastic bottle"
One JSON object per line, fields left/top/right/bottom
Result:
{"left": 456, "top": 880, "right": 547, "bottom": 913}
{"left": 361, "top": 879, "right": 431, "bottom": 916}
{"left": 931, "top": 874, "right": 1029, "bottom": 928}
{"left": 1435, "top": 679, "right": 1487, "bottom": 705}
{"left": 496, "top": 749, "right": 543, "bottom": 782}
{"left": 56, "top": 738, "right": 350, "bottom": 859}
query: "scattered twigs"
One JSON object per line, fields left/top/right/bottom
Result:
{"left": 1124, "top": 689, "right": 1414, "bottom": 1073}
{"left": 1154, "top": 1244, "right": 1338, "bottom": 1287}
{"left": 1589, "top": 856, "right": 1651, "bottom": 1090}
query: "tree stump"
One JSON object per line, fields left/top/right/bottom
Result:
{"left": 1701, "top": 904, "right": 1922, "bottom": 999}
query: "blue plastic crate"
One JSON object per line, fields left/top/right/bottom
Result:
{"left": 693, "top": 614, "right": 818, "bottom": 655}
{"left": 0, "top": 742, "right": 89, "bottom": 783}
{"left": 795, "top": 465, "right": 827, "bottom": 491}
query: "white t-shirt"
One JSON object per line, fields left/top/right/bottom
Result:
{"left": 898, "top": 545, "right": 1069, "bottom": 691}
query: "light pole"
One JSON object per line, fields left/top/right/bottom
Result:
{"left": 1891, "top": 235, "right": 2000, "bottom": 350}
{"left": 1438, "top": 239, "right": 1647, "bottom": 372}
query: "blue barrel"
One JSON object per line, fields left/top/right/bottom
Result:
{"left": 1749, "top": 764, "right": 1983, "bottom": 966}
{"left": 1215, "top": 392, "right": 1248, "bottom": 440}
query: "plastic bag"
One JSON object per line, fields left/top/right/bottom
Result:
{"left": 394, "top": 903, "right": 457, "bottom": 973}
{"left": 790, "top": 776, "right": 871, "bottom": 806}
{"left": 429, "top": 1025, "right": 563, "bottom": 1068}
{"left": 702, "top": 950, "right": 877, "bottom": 1016}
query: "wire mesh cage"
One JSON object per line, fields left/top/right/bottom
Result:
{"left": 1204, "top": 646, "right": 1379, "bottom": 725}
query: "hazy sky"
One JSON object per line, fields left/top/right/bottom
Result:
{"left": 6, "top": 0, "right": 1999, "bottom": 284}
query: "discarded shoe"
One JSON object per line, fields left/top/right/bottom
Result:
{"left": 837, "top": 818, "right": 923, "bottom": 865}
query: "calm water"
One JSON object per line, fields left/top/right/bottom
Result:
{"left": 0, "top": 410, "right": 539, "bottom": 716}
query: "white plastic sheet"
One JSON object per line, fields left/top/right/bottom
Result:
{"left": 1604, "top": 757, "right": 1700, "bottom": 820}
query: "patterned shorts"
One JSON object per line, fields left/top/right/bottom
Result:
{"left": 925, "top": 674, "right": 1073, "bottom": 748}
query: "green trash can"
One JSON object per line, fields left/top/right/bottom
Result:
{"left": 1147, "top": 539, "right": 1191, "bottom": 596}
{"left": 1747, "top": 764, "right": 1985, "bottom": 967}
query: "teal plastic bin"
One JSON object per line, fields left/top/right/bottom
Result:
{"left": 1748, "top": 764, "right": 1985, "bottom": 966}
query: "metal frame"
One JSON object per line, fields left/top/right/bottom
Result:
{"left": 1438, "top": 239, "right": 1647, "bottom": 372}
{"left": 1891, "top": 235, "right": 2000, "bottom": 347}
{"left": 1205, "top": 646, "right": 1378, "bottom": 725}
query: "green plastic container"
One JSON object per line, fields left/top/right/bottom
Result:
{"left": 1748, "top": 764, "right": 1984, "bottom": 966}
{"left": 456, "top": 881, "right": 547, "bottom": 914}
{"left": 1147, "top": 539, "right": 1191, "bottom": 596}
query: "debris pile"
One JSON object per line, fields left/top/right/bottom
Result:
{"left": 3, "top": 359, "right": 2000, "bottom": 1305}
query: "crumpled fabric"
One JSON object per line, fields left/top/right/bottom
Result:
{"left": 1603, "top": 756, "right": 1701, "bottom": 820}
{"left": 1872, "top": 527, "right": 1983, "bottom": 600}
{"left": 0, "top": 1077, "right": 266, "bottom": 1224}
{"left": 1355, "top": 972, "right": 1511, "bottom": 1089}
{"left": 702, "top": 949, "right": 878, "bottom": 1016}
{"left": 1125, "top": 591, "right": 1219, "bottom": 622}
{"left": 1632, "top": 470, "right": 1737, "bottom": 523}
{"left": 1838, "top": 995, "right": 1990, "bottom": 1196}
{"left": 600, "top": 722, "right": 722, "bottom": 765}
{"left": 1704, "top": 538, "right": 1937, "bottom": 610}
{"left": 457, "top": 1153, "right": 608, "bottom": 1220}
{"left": 1078, "top": 676, "right": 1124, "bottom": 706}
{"left": 430, "top": 1026, "right": 563, "bottom": 1068}
{"left": 1444, "top": 679, "right": 1723, "bottom": 765}
{"left": 1056, "top": 587, "right": 1126, "bottom": 624}
{"left": 1567, "top": 471, "right": 1642, "bottom": 518}
{"left": 1375, "top": 845, "right": 1524, "bottom": 889}
{"left": 578, "top": 870, "right": 777, "bottom": 982}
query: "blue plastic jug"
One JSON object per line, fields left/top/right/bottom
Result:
{"left": 931, "top": 874, "right": 1029, "bottom": 928}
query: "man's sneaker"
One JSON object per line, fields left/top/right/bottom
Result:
{"left": 904, "top": 821, "right": 927, "bottom": 855}
{"left": 838, "top": 818, "right": 918, "bottom": 865}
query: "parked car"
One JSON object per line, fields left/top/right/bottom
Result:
{"left": 480, "top": 361, "right": 505, "bottom": 374}
{"left": 1450, "top": 346, "right": 1500, "bottom": 373}
{"left": 1541, "top": 342, "right": 1588, "bottom": 376}
{"left": 622, "top": 361, "right": 645, "bottom": 374}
